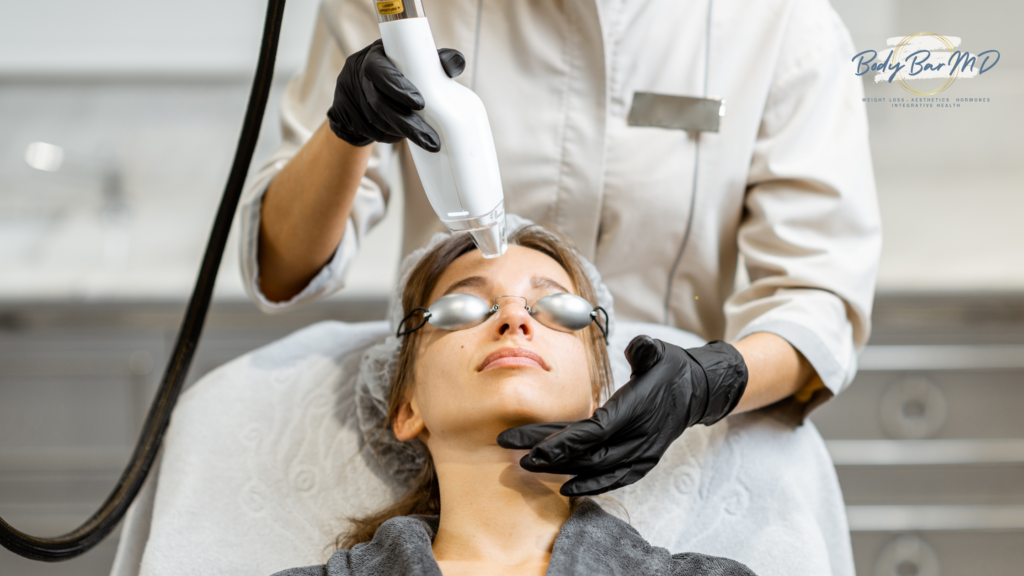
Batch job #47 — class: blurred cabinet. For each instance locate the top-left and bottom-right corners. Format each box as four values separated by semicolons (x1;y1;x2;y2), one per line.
812;293;1024;575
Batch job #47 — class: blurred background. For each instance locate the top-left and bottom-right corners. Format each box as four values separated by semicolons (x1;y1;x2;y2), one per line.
1;0;1021;574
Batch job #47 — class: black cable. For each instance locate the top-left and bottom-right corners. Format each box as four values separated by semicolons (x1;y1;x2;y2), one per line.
0;0;287;561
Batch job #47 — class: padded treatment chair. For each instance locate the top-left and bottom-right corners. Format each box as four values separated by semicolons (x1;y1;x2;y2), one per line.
110;320;853;576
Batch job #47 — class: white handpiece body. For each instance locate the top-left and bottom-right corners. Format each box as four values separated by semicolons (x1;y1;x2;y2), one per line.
378;15;507;257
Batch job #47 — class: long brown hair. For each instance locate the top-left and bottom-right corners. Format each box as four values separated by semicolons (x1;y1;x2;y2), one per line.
337;225;613;549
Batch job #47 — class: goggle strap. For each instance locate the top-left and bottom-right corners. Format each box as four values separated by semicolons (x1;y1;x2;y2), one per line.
591;306;610;343
396;307;431;338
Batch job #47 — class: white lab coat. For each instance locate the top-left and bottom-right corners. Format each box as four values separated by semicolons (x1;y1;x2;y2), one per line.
239;0;881;418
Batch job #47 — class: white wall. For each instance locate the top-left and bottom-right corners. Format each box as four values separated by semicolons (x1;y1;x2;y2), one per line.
0;0;321;76
0;0;407;301
831;0;1024;291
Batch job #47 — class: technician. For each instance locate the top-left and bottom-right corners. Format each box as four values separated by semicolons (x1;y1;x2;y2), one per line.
239;0;880;543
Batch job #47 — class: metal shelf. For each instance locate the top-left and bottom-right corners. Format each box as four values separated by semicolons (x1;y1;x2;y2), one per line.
827;439;1024;466
860;345;1024;371
847;505;1024;531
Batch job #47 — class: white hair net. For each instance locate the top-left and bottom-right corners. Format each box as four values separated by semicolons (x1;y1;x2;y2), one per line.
354;214;615;484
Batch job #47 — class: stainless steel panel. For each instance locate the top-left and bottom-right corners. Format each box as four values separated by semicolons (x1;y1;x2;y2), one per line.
827;439;1024;465
861;345;1024;370
0;534;119;576
848;504;1024;531
852;532;1024;576
812;369;1024;440
836;464;1024;506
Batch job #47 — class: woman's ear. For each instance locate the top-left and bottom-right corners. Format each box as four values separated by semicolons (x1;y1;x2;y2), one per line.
393;394;426;442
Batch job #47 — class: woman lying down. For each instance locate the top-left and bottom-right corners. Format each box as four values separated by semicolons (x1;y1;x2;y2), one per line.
272;224;756;576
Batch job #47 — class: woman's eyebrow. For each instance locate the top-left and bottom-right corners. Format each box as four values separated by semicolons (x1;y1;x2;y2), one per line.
531;276;571;293
441;276;489;295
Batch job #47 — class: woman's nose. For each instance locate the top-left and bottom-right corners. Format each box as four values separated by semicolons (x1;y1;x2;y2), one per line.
492;299;534;339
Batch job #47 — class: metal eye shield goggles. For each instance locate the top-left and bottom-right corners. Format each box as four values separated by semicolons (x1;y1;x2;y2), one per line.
397;292;609;342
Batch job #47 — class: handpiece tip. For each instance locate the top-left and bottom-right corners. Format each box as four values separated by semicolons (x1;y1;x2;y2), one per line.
470;219;508;259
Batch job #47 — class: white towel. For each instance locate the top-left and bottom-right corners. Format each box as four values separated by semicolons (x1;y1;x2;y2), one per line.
110;320;853;576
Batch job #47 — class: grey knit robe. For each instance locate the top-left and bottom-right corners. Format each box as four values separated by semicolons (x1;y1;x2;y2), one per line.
271;499;756;576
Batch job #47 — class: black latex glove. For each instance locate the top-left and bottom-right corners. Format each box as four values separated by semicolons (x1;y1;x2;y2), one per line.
327;39;466;152
497;336;748;496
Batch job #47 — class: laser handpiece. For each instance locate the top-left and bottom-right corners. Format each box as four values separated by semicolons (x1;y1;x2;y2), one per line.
375;0;507;257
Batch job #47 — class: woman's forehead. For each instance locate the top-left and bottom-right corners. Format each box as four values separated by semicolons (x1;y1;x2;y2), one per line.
430;245;575;300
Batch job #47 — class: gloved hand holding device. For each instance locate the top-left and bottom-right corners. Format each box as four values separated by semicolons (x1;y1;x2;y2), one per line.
331;13;508;258
327;38;466;152
498;335;748;496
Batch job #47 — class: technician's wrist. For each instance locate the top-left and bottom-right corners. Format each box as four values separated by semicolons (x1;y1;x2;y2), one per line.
327;112;374;147
686;340;748;425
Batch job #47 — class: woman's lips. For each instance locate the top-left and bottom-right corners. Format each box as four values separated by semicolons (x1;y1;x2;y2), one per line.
479;347;550;372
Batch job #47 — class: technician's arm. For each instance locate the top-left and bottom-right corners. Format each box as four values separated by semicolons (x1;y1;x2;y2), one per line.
732;332;816;414
258;125;372;303
256;39;466;303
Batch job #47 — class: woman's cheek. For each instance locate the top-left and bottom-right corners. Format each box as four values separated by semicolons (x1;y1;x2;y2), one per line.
550;335;594;411
415;334;476;420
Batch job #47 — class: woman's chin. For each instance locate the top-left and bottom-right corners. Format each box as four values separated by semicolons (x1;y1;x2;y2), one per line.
480;378;591;427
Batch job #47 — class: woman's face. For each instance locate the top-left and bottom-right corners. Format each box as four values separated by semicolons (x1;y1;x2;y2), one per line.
394;245;595;448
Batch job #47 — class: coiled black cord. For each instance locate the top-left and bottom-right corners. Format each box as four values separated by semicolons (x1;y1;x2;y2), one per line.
0;0;287;561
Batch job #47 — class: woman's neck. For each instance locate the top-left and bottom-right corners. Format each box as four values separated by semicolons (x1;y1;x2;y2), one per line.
427;440;571;574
